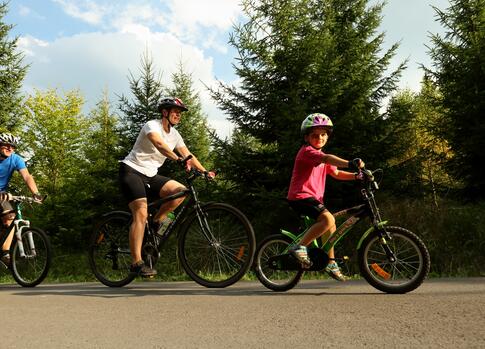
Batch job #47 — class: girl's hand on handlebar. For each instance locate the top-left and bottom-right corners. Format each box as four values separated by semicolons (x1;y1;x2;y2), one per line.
204;171;216;180
348;158;365;170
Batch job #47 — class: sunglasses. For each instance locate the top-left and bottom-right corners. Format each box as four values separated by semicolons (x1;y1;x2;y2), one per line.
0;144;15;150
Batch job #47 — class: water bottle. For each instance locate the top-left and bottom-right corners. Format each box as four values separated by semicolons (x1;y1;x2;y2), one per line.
156;212;175;235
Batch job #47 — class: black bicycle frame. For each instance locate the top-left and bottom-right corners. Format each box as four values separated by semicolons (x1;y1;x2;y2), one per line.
144;170;213;247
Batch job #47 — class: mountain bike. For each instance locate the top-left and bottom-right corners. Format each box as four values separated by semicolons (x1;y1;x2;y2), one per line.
0;195;52;287
88;157;256;288
254;168;430;294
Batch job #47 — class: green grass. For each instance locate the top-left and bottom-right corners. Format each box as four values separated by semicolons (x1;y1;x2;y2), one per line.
1;198;483;285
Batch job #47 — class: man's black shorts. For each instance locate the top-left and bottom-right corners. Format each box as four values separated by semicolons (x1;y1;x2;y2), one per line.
119;163;171;203
287;197;327;220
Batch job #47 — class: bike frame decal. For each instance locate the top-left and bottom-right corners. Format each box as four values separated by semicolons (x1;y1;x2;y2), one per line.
322;215;361;253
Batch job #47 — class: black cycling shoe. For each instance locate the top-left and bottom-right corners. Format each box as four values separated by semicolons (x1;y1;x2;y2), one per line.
130;261;157;277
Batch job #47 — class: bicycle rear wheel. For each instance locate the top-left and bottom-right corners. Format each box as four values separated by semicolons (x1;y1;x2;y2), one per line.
10;227;52;287
88;212;135;287
358;226;430;294
254;234;304;292
178;203;255;288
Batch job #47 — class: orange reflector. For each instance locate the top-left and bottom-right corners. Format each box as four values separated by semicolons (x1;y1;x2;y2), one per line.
96;233;105;245
371;263;391;280
236;246;245;261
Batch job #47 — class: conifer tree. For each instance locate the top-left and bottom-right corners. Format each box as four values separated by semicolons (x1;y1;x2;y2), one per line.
84;90;124;213
0;2;28;131
167;62;211;163
209;0;405;217
118;51;165;149
427;0;485;199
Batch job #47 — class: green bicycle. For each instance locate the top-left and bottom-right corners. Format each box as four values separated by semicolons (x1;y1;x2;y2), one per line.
254;168;430;294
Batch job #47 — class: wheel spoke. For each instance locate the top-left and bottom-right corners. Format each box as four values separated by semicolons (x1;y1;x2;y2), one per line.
180;204;255;287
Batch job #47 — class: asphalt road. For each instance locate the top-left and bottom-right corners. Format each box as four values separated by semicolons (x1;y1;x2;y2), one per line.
1;278;484;348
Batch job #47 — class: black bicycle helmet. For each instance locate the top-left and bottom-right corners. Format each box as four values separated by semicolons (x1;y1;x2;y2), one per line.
157;97;188;112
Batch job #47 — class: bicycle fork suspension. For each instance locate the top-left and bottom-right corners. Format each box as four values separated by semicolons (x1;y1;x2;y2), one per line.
14;221;37;258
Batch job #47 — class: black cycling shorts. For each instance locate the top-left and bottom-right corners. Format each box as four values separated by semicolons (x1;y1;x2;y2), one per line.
288;197;327;220
1;201;14;216
119;163;171;203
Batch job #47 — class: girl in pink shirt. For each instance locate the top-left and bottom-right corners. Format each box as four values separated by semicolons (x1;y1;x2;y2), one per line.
287;113;364;281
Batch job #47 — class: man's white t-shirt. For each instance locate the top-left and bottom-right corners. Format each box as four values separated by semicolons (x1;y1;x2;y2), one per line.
122;120;186;177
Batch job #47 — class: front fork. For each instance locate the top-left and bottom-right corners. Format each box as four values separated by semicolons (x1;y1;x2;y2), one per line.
376;227;396;263
358;222;396;263
13;219;36;258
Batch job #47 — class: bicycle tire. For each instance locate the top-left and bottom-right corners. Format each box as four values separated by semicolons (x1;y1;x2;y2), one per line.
254;234;304;292
178;203;255;288
88;212;135;287
10;227;52;287
358;226;430;294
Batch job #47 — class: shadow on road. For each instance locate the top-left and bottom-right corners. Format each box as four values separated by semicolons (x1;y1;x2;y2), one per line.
1;280;382;298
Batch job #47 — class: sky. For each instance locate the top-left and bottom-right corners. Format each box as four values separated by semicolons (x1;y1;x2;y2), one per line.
5;0;451;138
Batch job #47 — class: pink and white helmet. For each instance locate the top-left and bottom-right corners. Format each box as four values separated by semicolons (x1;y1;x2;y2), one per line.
300;113;333;135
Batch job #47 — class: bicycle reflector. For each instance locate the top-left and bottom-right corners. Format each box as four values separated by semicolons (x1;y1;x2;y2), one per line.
236;246;245;261
371;263;391;280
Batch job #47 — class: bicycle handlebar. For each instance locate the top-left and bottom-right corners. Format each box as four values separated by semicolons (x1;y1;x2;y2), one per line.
10;195;46;204
177;155;215;182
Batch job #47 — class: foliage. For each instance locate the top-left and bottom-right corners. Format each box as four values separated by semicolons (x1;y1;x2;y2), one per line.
118;51;166;150
81;90;126;239
384;77;455;204
209;0;406;233
20;89;91;248
161;62;213;180
427;0;485;199
0;2;28;132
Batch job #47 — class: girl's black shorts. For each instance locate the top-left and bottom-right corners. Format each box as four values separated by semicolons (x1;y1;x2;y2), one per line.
287;197;327;220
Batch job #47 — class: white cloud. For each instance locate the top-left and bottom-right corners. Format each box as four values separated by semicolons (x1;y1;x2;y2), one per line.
52;0;108;25
17;0;244;138
20;29;234;137
166;0;241;30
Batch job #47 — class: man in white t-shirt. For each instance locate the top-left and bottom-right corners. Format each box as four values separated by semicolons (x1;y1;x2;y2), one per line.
119;97;214;277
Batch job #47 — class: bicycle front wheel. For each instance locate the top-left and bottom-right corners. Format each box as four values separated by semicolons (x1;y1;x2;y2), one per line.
254;234;304;292
358;226;430;294
178;203;255;288
88;212;135;287
10;227;52;287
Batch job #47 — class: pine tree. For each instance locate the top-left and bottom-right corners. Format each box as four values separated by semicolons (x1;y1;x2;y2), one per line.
0;2;28;131
155;62;213;180
167;62;211;163
83;90;124;214
209;0;406;221
427;0;485;199
118;51;165;149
